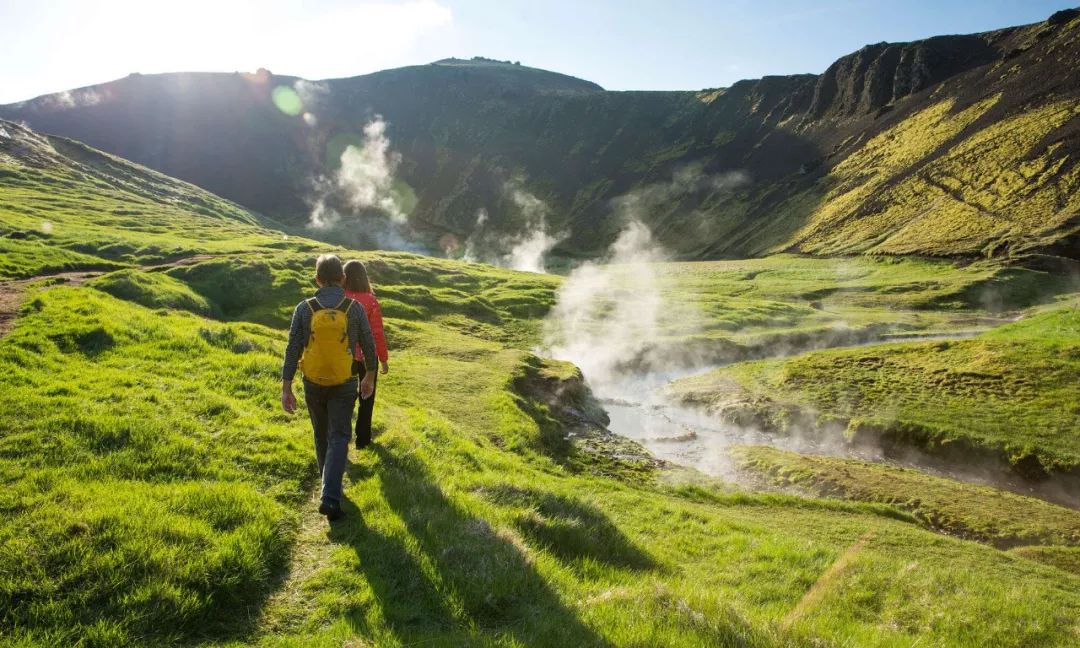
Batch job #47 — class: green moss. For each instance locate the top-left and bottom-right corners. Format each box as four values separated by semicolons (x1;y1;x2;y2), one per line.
675;303;1080;472
734;445;1080;547
88;269;213;314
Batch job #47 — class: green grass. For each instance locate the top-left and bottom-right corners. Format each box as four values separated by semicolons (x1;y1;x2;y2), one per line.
552;254;1076;369
0;129;318;280
4;124;1080;647
733;445;1080;548
4;266;1080;646
672;302;1080;473
87;269;213;314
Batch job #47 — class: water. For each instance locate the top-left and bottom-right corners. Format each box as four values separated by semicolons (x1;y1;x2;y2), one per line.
590;369;1080;510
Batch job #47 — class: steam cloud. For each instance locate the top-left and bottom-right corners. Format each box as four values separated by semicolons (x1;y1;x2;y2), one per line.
543;163;750;386
40;89;103;110
463;178;565;273
539;164;1080;504
293;79;328;108
309;116;407;230
542;219;671;388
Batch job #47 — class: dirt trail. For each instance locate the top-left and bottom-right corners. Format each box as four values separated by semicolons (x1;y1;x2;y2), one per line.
257;490;340;636
0;254;223;338
0;271;105;338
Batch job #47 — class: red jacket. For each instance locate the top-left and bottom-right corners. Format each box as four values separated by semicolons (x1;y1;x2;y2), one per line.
345;290;389;364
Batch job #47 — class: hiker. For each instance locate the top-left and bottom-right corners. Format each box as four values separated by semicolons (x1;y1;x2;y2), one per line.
343;260;389;450
281;254;376;522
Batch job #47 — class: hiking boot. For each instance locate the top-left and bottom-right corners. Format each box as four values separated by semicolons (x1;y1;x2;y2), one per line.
318;499;345;522
354;438;370;451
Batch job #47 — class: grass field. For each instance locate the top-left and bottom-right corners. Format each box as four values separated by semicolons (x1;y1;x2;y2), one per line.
672;301;1080;475
554;253;1078;370
4;280;1080;647
3;121;1080;646
733;445;1080;548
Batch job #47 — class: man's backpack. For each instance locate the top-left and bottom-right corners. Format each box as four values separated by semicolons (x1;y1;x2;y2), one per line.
299;297;356;386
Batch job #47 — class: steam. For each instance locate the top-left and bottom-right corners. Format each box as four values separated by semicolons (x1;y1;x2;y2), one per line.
309;116;407;229
294;80;327;127
503;181;565;272
543;163;750;385
293;79;328;107
463;179;565;273
43;89;103;109
543;219;671;388
615;163;749;218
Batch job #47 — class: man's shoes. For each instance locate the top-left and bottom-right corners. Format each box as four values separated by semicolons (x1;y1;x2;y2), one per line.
319;499;345;522
354;439;371;451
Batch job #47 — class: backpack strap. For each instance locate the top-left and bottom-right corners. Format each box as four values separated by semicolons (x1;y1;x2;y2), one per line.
305;297;324;313
333;297;355;314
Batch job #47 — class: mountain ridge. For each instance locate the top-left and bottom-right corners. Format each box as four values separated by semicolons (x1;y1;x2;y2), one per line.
3;8;1078;263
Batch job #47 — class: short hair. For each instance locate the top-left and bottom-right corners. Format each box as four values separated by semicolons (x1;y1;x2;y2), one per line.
315;254;344;284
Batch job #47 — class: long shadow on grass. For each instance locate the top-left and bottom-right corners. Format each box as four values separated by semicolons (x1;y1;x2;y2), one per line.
478;484;658;572
328;489;459;640
371;446;612;647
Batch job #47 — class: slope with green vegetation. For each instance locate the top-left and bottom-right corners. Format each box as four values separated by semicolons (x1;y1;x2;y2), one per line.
6;269;1080;647
3;120;1080;647
550;253;1077;369
3;11;1079;261
672;302;1080;476
733;445;1080;548
0;119;313;280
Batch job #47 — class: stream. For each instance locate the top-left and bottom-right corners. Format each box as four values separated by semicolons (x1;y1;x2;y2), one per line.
575;336;1080;510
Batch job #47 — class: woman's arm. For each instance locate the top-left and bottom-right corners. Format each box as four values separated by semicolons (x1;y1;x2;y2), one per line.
369;298;389;364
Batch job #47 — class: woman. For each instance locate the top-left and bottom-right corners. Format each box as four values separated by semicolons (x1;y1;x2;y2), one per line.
343;260;389;449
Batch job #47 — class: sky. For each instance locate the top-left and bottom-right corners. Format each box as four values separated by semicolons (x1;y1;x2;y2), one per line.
0;0;1075;103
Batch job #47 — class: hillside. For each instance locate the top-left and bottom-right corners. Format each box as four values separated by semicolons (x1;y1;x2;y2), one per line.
4;116;1080;645
0;118;315;281
3;11;1079;263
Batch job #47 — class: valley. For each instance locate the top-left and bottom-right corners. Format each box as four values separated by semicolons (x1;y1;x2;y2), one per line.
3;112;1080;646
2;6;1080;647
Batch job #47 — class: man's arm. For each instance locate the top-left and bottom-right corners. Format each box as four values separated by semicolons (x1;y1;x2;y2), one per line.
281;302;308;412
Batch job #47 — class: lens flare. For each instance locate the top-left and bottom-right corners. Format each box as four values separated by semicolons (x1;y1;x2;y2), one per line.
271;86;303;116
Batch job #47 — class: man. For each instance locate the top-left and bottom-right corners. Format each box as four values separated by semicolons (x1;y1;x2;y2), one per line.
281;254;376;522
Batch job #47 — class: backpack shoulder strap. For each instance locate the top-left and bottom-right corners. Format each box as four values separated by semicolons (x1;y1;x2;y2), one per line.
335;297;355;314
305;297;324;313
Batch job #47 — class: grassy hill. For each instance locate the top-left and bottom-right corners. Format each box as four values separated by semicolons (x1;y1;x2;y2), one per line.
2;11;1079;262
0;119;314;280
672;302;1080;478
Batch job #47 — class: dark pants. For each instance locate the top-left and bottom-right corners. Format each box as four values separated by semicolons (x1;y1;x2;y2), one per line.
303;377;358;506
354;362;378;448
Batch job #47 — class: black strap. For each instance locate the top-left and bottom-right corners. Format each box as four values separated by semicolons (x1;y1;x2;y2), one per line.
305;297;323;313
335;298;355;314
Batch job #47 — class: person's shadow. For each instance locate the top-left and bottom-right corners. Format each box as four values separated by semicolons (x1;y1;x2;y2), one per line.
478;484;659;574
327;493;460;639
331;444;613;646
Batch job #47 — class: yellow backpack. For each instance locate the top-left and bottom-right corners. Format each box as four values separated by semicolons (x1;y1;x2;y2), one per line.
298;297;356;386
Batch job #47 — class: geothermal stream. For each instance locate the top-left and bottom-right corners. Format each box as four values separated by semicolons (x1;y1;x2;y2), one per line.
584;356;1080;511
538;217;1078;510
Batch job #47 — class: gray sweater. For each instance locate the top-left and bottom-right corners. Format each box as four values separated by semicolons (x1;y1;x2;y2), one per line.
281;286;377;382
